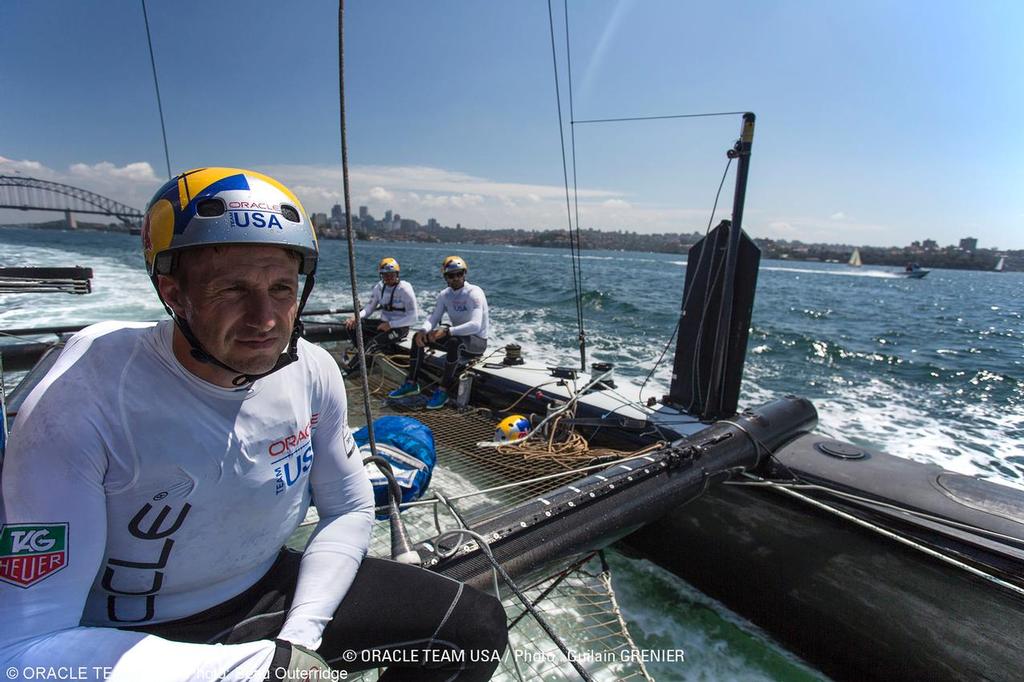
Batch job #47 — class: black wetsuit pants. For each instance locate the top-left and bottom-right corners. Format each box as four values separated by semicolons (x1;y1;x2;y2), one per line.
348;318;409;355
130;549;508;681
406;333;487;391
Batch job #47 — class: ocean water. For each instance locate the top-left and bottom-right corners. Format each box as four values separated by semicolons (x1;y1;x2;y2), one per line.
2;227;1022;680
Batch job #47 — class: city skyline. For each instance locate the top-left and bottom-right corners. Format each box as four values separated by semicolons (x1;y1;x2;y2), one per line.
2;1;1023;249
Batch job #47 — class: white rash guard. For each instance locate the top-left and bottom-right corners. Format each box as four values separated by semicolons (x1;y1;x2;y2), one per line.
358;280;418;328
421;283;489;339
0;320;374;681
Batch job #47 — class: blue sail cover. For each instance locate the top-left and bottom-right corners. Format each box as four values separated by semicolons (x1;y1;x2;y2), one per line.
352;416;436;517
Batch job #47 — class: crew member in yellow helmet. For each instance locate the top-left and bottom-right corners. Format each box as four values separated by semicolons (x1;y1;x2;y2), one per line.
389;255;489;409
343;257;418;369
2;169;506;681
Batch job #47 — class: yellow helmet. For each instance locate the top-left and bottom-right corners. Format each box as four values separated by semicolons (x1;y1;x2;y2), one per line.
378;257;400;277
441;255;468;275
495;415;530;443
142;167;317;277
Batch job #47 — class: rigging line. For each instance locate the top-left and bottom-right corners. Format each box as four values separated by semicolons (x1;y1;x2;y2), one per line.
506;552;599;630
140;0;171;180
689;157;734;413
720;426;1024;548
692;227;727;412
433;525;596;681
546;0;586;371
337;2;378;460
563;0;587;367
574;111;748;125
718;419;1024;599
740;472;1024;600
726;479;1024;547
635;156;732;408
428;495;531;682
386;446;663;510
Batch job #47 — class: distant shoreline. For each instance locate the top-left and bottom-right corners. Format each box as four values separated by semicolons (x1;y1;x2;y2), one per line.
1;221;1018;272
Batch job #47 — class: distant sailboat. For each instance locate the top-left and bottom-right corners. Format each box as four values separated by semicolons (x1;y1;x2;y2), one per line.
848;248;863;267
995;256;1005;272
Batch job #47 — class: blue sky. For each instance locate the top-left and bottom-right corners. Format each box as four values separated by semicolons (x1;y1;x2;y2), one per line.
2;0;1022;249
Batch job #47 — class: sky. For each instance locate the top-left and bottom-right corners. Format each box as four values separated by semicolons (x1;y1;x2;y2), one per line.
2;0;1023;249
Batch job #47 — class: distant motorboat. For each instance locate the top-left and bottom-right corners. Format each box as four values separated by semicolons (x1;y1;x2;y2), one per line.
848;248;862;267
896;262;930;279
995;256;1005;272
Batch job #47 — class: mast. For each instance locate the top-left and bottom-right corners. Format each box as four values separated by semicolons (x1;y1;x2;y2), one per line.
704;113;755;414
668;113;761;420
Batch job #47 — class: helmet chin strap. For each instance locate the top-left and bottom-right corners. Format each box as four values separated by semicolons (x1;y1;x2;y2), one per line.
161;274;316;387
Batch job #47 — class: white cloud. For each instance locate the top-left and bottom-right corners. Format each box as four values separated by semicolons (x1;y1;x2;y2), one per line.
758;215;893;243
256;162;723;232
451;194;485;208
0;156;47;175
0;156;163;213
830;211;847;220
768;221;799;237
1;156;730;235
368;186;393;202
69;161;159;183
291;184;340;203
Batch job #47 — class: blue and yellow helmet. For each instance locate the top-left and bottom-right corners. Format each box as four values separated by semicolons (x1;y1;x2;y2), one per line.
441;255;467;275
379;257;400;276
142;167;318;277
495;414;530;443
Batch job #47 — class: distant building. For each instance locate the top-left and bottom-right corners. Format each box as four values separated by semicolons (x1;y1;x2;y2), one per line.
359;206;368;222
922;239;938;250
384;210;393;223
959;237;978;252
311;212;329;229
331;204;343;221
427;218;439;230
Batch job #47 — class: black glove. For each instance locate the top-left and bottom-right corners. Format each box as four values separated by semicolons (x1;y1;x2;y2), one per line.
267;638;332;680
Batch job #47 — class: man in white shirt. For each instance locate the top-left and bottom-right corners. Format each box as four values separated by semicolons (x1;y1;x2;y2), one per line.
389;255;488;409
343;257;418;369
0;169;506;681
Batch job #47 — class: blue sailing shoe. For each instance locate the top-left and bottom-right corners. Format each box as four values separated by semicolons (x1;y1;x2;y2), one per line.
388;381;420;399
425;388;449;410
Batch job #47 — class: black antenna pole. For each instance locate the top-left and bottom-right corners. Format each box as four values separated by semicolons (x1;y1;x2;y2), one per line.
704;113;755;414
141;0;172;180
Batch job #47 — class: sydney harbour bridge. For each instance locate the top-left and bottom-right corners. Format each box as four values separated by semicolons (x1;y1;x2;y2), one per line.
0;175;144;229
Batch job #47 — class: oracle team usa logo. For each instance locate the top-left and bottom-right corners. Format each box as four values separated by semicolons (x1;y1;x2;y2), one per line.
0;523;68;588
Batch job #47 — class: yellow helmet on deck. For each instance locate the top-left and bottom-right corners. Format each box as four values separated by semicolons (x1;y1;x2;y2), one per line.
495;415;530;443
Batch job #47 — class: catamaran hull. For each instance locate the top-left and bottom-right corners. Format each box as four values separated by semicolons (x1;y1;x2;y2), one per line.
627;434;1024;681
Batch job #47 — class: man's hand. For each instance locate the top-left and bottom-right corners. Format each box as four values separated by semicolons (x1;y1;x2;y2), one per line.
428;328;448;343
344;316;358;331
377;321;391;332
268;639;332;680
414;330;428;347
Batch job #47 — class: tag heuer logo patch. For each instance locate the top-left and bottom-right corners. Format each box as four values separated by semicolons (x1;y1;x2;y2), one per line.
0;523;68;588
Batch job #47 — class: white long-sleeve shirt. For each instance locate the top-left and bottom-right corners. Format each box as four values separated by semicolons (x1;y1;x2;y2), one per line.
420;283;489;339
357;280;418;328
0;320;374;681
